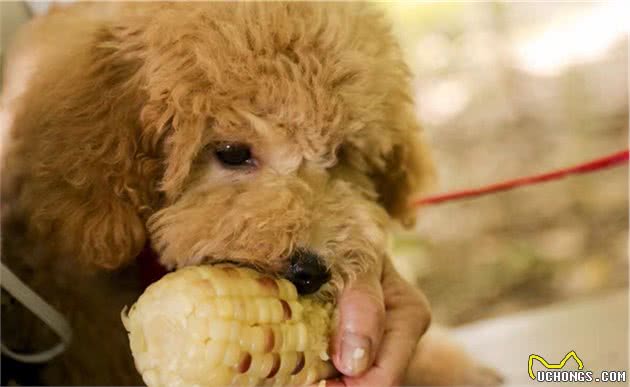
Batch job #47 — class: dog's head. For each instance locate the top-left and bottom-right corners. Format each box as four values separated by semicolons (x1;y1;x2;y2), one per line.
8;3;433;296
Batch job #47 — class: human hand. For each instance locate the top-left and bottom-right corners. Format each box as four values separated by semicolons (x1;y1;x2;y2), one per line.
327;258;431;387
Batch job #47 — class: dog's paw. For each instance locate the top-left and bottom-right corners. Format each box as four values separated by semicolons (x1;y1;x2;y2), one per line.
463;364;504;386
404;327;504;386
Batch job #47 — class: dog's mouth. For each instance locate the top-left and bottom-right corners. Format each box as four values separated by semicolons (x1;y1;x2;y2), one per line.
136;244;169;289
136;245;264;288
135;244;332;297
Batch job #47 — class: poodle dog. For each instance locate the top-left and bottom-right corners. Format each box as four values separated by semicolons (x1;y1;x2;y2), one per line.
1;2;497;385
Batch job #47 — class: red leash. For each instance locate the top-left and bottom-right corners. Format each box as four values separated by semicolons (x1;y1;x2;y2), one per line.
412;149;629;207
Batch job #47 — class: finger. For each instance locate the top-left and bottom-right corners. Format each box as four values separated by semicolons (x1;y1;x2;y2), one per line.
382;258;431;337
340;260;431;387
332;270;385;377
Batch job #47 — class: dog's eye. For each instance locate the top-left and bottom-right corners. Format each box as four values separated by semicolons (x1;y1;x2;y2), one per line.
215;143;255;167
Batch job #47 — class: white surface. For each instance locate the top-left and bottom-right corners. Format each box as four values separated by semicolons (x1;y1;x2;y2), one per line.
454;290;628;386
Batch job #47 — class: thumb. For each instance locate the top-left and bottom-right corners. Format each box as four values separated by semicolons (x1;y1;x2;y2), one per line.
332;271;385;377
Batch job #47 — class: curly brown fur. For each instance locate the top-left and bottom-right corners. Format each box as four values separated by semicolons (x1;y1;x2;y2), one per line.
1;3;500;386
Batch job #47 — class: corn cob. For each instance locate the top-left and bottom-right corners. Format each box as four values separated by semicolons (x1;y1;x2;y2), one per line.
122;265;337;387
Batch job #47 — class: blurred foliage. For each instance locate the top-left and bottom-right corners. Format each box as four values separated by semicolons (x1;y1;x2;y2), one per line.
386;2;628;326
376;3;464;35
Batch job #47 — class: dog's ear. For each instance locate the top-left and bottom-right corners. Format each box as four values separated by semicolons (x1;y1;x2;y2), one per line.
140;105;209;202
373;105;435;228
5;21;155;269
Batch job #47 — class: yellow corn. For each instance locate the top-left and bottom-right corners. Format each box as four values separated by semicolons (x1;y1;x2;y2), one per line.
122;265;337;387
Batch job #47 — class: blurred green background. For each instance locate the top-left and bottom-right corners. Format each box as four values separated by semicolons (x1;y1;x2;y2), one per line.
382;2;628;326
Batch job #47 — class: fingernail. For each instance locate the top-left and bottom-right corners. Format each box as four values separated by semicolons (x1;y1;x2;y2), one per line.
340;333;371;376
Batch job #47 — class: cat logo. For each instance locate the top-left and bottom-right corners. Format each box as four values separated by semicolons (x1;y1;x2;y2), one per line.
528;351;584;380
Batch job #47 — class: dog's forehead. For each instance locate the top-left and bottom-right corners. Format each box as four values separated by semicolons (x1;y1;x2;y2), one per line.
147;4;386;135
200;56;361;158
147;2;403;168
226;108;338;173
205;69;365;170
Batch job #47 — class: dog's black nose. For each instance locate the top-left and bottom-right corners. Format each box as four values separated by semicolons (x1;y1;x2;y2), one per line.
285;249;331;295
